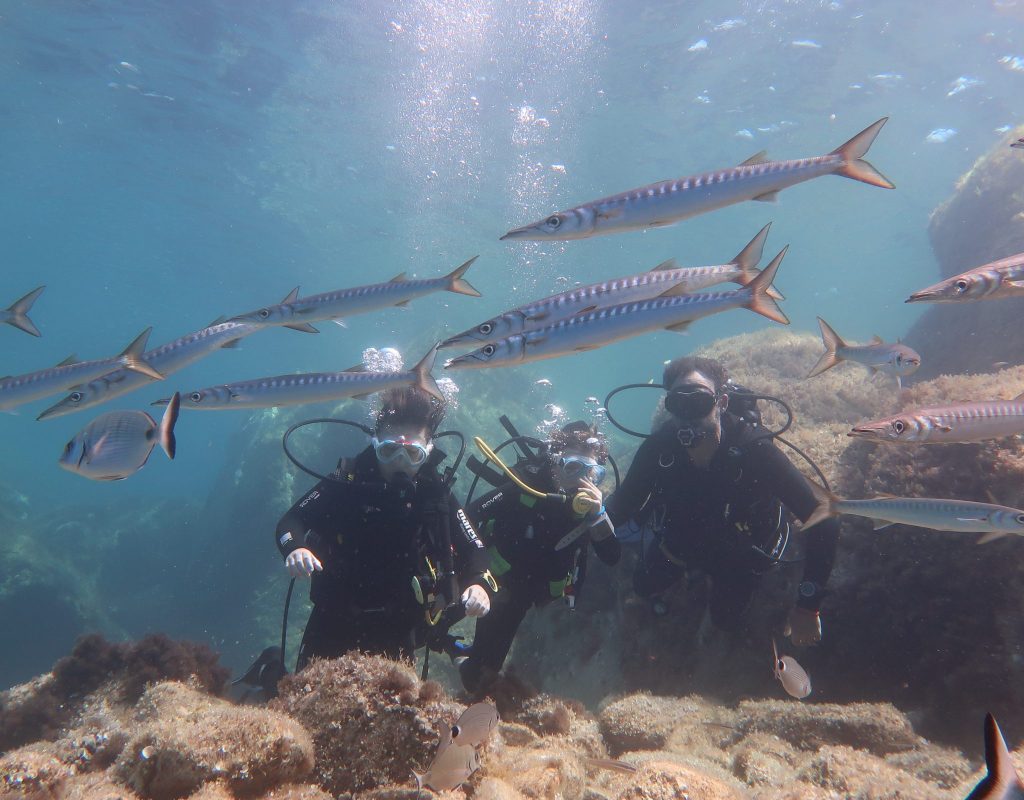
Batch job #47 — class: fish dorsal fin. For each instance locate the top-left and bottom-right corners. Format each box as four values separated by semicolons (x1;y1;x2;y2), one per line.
281;286;300;304
981;713;1023;790
870;335;884;345
56;354;78;367
739;150;768;167
871;519;894;530
570;305;599;317
977;531;1008;545
650;259;679;272
524;309;550;322
344;363;367;372
208;316;226;327
752;190;780;202
389;272;408;283
657;283;689;298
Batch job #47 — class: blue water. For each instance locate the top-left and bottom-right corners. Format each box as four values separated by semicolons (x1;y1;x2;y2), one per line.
1;0;1022;711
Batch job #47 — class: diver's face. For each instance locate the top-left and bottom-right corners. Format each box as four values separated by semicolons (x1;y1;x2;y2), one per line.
374;424;432;481
667;370;728;449
552;445;605;492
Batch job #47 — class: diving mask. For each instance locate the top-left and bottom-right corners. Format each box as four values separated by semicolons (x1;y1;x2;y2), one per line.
372;435;432;467
665;385;720;420
556;454;606;484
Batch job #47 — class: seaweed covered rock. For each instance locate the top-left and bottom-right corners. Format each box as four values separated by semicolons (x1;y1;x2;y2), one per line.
0;742;74;799
270;653;460;796
115;681;313;800
796;745;945;799
597;694;707;755
908;124;1024;377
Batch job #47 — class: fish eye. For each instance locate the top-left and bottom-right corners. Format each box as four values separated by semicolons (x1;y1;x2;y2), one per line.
259;309;271;319
482;345;496;357
955;279;969;292
892;420;905;435
895;353;903;363
479;322;493;335
70;392;83;403
777;660;786;670
190;391;202;403
546;215;562;229
1017;514;1024;525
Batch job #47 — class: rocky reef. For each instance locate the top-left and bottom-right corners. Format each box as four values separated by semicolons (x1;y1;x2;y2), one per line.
1;642;1014;800
908;124;1024;377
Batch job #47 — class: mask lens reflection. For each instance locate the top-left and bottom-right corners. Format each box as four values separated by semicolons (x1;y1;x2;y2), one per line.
373;438;430;466
665;388;717;419
557;456;606;484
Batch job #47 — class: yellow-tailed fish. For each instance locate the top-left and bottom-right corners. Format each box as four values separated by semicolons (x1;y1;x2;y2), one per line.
808;317;920;387
906;252;1024;303
442;225;782;350
58;392;180;482
772;638;811;700
849;394;1024;444
445;248;788;370
1;285;45;337
501;119;892;240
964;714;1024;799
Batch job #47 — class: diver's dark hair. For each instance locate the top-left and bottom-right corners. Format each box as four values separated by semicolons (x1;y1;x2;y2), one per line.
548;420;609;465
662;356;729;394
375;386;446;436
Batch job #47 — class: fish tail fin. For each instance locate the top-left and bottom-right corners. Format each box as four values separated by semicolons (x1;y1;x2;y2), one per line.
803;479;840;531
414;343;444;402
446;256;482;297
808;317;847;377
158;392;180;460
119;327;164;381
829;117;895;189
732;223;771;274
5;286;45;337
412;771;425;798
744;246;789;325
981;714;1024;792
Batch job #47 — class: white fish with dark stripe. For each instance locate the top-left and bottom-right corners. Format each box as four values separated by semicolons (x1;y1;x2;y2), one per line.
159;345;442;410
1;328;163;412
37;320;260;420
59;392;180;481
808;317;920;387
445;248;789;370
906;252;1024;303
804;481;1024;544
501;118;893;240
850;393;1024;444
965;714;1024;799
1;286;45;337
229;257;480;333
442;225;781;349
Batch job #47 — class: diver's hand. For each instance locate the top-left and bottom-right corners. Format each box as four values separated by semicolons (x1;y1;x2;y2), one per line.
785;606;822;646
285;548;322;579
578;478;604;517
461;584;491;617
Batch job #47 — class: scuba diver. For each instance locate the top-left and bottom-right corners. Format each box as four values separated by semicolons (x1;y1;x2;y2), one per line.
606;356;839;646
275;386;494;669
459;420;620;694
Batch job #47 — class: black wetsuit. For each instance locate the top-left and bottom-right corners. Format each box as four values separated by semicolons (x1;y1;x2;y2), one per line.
275;446;490;668
606;414;839;629
459;472;621;692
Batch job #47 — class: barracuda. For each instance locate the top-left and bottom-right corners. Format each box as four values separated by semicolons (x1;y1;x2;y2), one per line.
501;119;892;241
906;252;1024;303
37;320;260;420
229;257;480;333
442;225;782;349
159;345;441;410
444;248;788;370
0;328;162;412
849;393;1024;443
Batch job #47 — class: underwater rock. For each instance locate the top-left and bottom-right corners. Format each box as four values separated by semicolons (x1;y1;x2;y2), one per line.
614;757;744;800
474;777;528;800
908;124;1024;377
115;681;314;800
0;742;74;799
494;748;587;800
729;733;801;787
883;742;973;790
58;770;144;800
796;744;949;799
597;694;696;755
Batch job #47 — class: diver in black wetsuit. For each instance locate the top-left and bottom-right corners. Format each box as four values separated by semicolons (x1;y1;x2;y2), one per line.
459;421;620;694
275;387;494;669
606;356;839;646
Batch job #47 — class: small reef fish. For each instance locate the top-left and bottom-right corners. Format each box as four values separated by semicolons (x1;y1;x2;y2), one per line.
414;722;481;792
0;328;162;412
906;252;1024;303
1012;138;1024;150
445;249;788;370
583;757;638;774
59;392;180;481
229;257;480;333
807;317;920;386
160;345;442;410
451;702;498;747
1;286;45;337
37;320;261;420
500;118;892;241
772;639;811;700
849;395;1024;444
804;482;1024;543
964;713;1024;799
442;225;781;349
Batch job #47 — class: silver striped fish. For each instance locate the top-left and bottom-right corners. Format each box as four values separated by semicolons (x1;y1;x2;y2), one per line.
37;320;260;420
1;328;163;412
442;225;781;350
906;252;1024;303
228;257;480;333
808;317;920;386
772;639;811;700
501;119;892;240
849;394;1024;443
2;285;45;337
804;481;1024;543
965;714;1024;800
445;248;788;370
58;392;180;482
159;345;441;411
